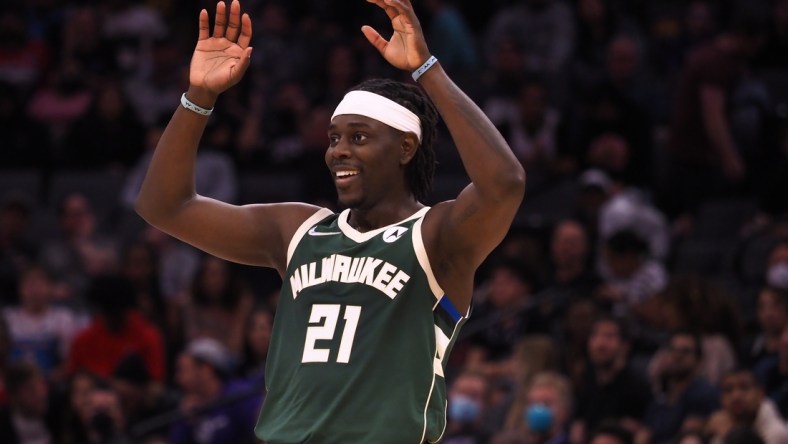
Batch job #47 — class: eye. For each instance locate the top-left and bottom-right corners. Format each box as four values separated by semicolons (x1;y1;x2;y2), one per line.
328;134;340;146
352;133;368;143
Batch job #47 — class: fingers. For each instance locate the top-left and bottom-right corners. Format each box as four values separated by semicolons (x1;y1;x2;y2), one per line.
367;0;398;20
361;25;388;55
385;0;420;25
237;12;252;48
225;0;242;42
198;9;209;41
213;1;227;38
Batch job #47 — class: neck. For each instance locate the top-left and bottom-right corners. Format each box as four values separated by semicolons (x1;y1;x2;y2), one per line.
764;332;782;353
595;358;625;385
347;198;423;232
198;378;223;403
554;262;584;283
666;374;694;399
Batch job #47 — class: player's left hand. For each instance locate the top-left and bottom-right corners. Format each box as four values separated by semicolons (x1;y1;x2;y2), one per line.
362;0;431;71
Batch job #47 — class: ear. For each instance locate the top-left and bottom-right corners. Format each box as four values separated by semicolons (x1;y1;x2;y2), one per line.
399;133;420;165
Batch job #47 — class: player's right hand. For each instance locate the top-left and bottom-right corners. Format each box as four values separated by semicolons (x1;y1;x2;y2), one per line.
189;0;253;98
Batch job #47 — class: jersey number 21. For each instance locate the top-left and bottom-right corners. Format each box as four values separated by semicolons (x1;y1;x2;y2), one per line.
302;304;361;364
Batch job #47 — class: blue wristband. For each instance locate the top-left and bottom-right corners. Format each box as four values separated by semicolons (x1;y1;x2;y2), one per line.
412;56;438;82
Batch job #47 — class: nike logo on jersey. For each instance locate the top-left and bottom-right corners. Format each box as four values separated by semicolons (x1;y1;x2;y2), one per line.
308;226;341;236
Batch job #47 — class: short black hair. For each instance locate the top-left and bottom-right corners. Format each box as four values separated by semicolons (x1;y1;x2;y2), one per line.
605;229;649;256
591;314;632;343
350;78;439;203
670;329;703;360
589;421;633;444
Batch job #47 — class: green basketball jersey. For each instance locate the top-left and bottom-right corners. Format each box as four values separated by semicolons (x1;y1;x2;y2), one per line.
255;207;467;444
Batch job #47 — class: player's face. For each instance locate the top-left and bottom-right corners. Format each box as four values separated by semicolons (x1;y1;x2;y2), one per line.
326;114;408;210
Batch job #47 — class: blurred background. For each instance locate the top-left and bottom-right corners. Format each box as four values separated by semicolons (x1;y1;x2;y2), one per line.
0;0;787;443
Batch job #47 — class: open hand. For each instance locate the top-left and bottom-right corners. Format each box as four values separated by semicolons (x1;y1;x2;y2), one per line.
190;0;253;97
362;0;431;71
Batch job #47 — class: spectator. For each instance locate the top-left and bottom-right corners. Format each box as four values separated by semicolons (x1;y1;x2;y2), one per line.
169;338;261;444
62;81;146;170
119;241;172;345
139;226;200;302
500;336;561;430
743;287;788;368
3;264;81;379
81;382;132;444
66;275;166;382
675;429;710;444
497;371;572;444
570;315;652;444
635;275;741;385
238;306;273;382
62;371;101;444
0;7;49;92
100;0;167;77
423;0;479;75
0;194;38;300
640;331;719;444
596;229;668;314
753;325;788;418
444;370;494;444
545;219;600;300
40;193;119;303
765;241;788;291
572;0;642;78
723;427;765;444
0;362;56;444
485;78;566;188
484;0;575;74
122;119;239;209
464;258;546;377
181;256;254;358
560;298;601;388
596;173;670;262
26;58;93;144
706;369;788;444
663;12;768;217
587;422;634;444
109;353;169;438
0;81;52;168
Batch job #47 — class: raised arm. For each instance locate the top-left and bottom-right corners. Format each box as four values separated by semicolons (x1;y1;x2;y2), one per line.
363;0;525;310
134;0;319;273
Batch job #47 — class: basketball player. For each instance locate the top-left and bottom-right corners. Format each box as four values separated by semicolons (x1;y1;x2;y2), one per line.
134;0;525;442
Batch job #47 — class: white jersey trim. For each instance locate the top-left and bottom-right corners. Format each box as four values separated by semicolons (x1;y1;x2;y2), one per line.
337;207;429;243
420;370;437;444
412;212;445;302
286;208;334;267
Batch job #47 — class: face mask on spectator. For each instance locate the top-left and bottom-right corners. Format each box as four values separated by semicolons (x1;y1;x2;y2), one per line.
767;262;788;290
448;395;481;423
524;404;553;433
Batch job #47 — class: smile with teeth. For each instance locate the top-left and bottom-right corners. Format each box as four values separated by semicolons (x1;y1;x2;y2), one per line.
336;171;359;178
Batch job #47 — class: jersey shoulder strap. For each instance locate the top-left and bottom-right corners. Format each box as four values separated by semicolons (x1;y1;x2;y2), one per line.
286;208;334;266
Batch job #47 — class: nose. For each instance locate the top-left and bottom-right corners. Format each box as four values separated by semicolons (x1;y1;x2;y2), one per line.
327;138;352;161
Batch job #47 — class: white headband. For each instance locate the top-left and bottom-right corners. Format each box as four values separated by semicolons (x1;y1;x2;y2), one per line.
331;90;422;142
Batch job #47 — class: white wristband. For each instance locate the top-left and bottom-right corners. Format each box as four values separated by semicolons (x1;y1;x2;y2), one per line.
181;93;213;116
412;55;438;82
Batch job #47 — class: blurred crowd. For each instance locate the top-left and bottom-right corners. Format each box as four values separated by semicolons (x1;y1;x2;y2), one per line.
1;0;788;443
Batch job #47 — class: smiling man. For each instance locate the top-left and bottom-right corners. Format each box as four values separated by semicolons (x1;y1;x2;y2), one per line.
134;0;524;442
